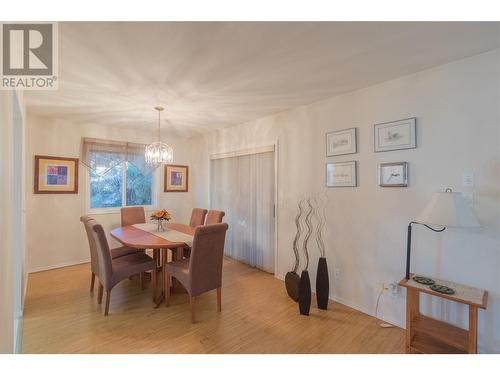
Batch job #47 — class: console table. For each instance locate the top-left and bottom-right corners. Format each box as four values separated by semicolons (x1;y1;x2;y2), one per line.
399;274;488;354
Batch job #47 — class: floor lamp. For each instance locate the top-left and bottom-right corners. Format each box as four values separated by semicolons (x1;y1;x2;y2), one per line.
405;188;481;294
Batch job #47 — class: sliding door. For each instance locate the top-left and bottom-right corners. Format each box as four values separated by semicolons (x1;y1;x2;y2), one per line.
210;150;275;273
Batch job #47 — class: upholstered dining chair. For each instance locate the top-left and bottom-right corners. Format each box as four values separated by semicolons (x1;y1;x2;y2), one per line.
120;206;149;272
189;208;208;227
91;222;157;316
183;208;209;258
164;223;229;323
80;215;144;293
205;210;225;224
120;206;146;226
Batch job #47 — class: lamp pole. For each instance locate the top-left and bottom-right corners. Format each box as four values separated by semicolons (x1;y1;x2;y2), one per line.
405;221;446;280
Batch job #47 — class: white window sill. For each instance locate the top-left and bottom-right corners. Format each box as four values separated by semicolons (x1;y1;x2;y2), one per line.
87;206;155;216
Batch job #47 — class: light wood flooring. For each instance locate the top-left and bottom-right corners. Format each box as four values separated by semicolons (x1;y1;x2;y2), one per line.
22;258;404;353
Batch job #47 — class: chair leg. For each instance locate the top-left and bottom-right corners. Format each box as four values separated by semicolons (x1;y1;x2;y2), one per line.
97;282;104;304
104;291;111;316
217;287;222;312
190;296;196;323
90;272;95;293
165;272;171;307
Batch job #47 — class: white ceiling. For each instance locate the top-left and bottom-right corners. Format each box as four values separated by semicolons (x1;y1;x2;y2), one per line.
25;22;499;137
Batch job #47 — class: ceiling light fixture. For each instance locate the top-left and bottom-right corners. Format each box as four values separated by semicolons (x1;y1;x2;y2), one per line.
145;106;173;165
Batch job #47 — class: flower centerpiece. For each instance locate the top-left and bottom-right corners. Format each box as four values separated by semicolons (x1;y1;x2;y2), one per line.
150;209;172;232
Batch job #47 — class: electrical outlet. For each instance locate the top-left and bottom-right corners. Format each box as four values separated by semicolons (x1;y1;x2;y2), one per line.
334;268;341;279
388;282;398;297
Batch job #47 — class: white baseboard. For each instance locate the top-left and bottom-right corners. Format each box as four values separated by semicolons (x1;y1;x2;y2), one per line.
274;273;404;329
22;274;28;309
13;317;22;354
29;258;90;274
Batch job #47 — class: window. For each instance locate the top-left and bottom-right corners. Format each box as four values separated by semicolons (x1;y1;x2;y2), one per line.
83;138;154;210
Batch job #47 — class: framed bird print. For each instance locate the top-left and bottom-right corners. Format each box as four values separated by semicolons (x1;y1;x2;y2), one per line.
379;162;408;187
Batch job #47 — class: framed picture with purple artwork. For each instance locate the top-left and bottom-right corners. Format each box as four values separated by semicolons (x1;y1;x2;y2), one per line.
164;164;189;192
34;155;79;194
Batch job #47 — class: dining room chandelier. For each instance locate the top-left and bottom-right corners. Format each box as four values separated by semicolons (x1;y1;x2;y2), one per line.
145;106;173;165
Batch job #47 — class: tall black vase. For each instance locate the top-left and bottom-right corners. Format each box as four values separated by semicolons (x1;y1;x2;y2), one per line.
285;271;300;302
298;270;311;316
316;257;329;310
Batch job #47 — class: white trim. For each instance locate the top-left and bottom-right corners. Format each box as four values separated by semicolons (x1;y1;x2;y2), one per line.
210;145;275;160
29;258;90;274
273;141;279;276
13;317;22;354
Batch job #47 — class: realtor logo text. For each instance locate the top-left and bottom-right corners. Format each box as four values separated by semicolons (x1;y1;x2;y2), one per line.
1;22;58;90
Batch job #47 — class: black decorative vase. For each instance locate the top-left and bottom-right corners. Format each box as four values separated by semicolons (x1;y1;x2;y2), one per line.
316;257;329;310
285;271;300;302
298;270;311;316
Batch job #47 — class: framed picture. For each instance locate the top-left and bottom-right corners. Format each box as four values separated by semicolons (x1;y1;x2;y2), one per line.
374;118;416;152
34;155;79;194
326;128;357;156
379;162;408;187
326;161;357;187
164;164;189;192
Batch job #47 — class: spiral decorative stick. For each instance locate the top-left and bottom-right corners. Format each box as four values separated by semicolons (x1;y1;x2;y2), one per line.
320;191;328;251
303;197;314;270
292;198;304;273
313;195;326;258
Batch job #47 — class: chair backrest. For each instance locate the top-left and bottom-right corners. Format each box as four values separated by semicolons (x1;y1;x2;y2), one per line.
188;223;228;296
80;215;99;274
90;222;113;290
205;210;225;225
189;208;208;227
120;206;146;227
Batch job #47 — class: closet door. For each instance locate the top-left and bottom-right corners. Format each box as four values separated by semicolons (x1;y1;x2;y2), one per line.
210;151;275;273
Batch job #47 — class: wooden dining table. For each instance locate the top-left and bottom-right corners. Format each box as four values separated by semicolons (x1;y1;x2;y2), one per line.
110;222;195;307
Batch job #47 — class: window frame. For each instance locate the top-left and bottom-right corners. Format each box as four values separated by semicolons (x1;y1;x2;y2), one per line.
85;159;159;215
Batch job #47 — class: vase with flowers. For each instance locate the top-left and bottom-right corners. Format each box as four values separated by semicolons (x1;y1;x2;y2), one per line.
150;209;172;232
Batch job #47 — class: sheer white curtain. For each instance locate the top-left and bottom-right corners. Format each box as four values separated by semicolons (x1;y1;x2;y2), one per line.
210;151;275;273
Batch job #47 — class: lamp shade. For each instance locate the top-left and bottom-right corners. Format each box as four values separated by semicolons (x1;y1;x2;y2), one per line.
416;190;481;228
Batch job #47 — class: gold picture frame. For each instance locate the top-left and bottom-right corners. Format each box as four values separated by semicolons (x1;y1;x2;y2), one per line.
34;155;79;194
164;164;189;192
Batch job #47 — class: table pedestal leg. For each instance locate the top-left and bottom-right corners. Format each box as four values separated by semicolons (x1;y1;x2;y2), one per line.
171;246;187;293
152;249;158;303
154;248;167;308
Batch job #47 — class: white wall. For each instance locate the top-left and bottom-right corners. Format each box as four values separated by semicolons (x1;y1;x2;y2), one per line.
192;50;500;353
25;115;196;273
0;90;26;354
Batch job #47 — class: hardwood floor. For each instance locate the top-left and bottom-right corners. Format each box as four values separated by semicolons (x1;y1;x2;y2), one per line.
22;258;405;353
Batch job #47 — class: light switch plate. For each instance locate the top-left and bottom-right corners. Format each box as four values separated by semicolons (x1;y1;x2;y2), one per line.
462;172;474;188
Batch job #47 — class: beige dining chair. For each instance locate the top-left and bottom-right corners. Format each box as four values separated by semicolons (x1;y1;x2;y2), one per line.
91;221;157;316
205;210;225;224
164;223;229;323
189;208;208;227
120;206;146;227
80;215;144;293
